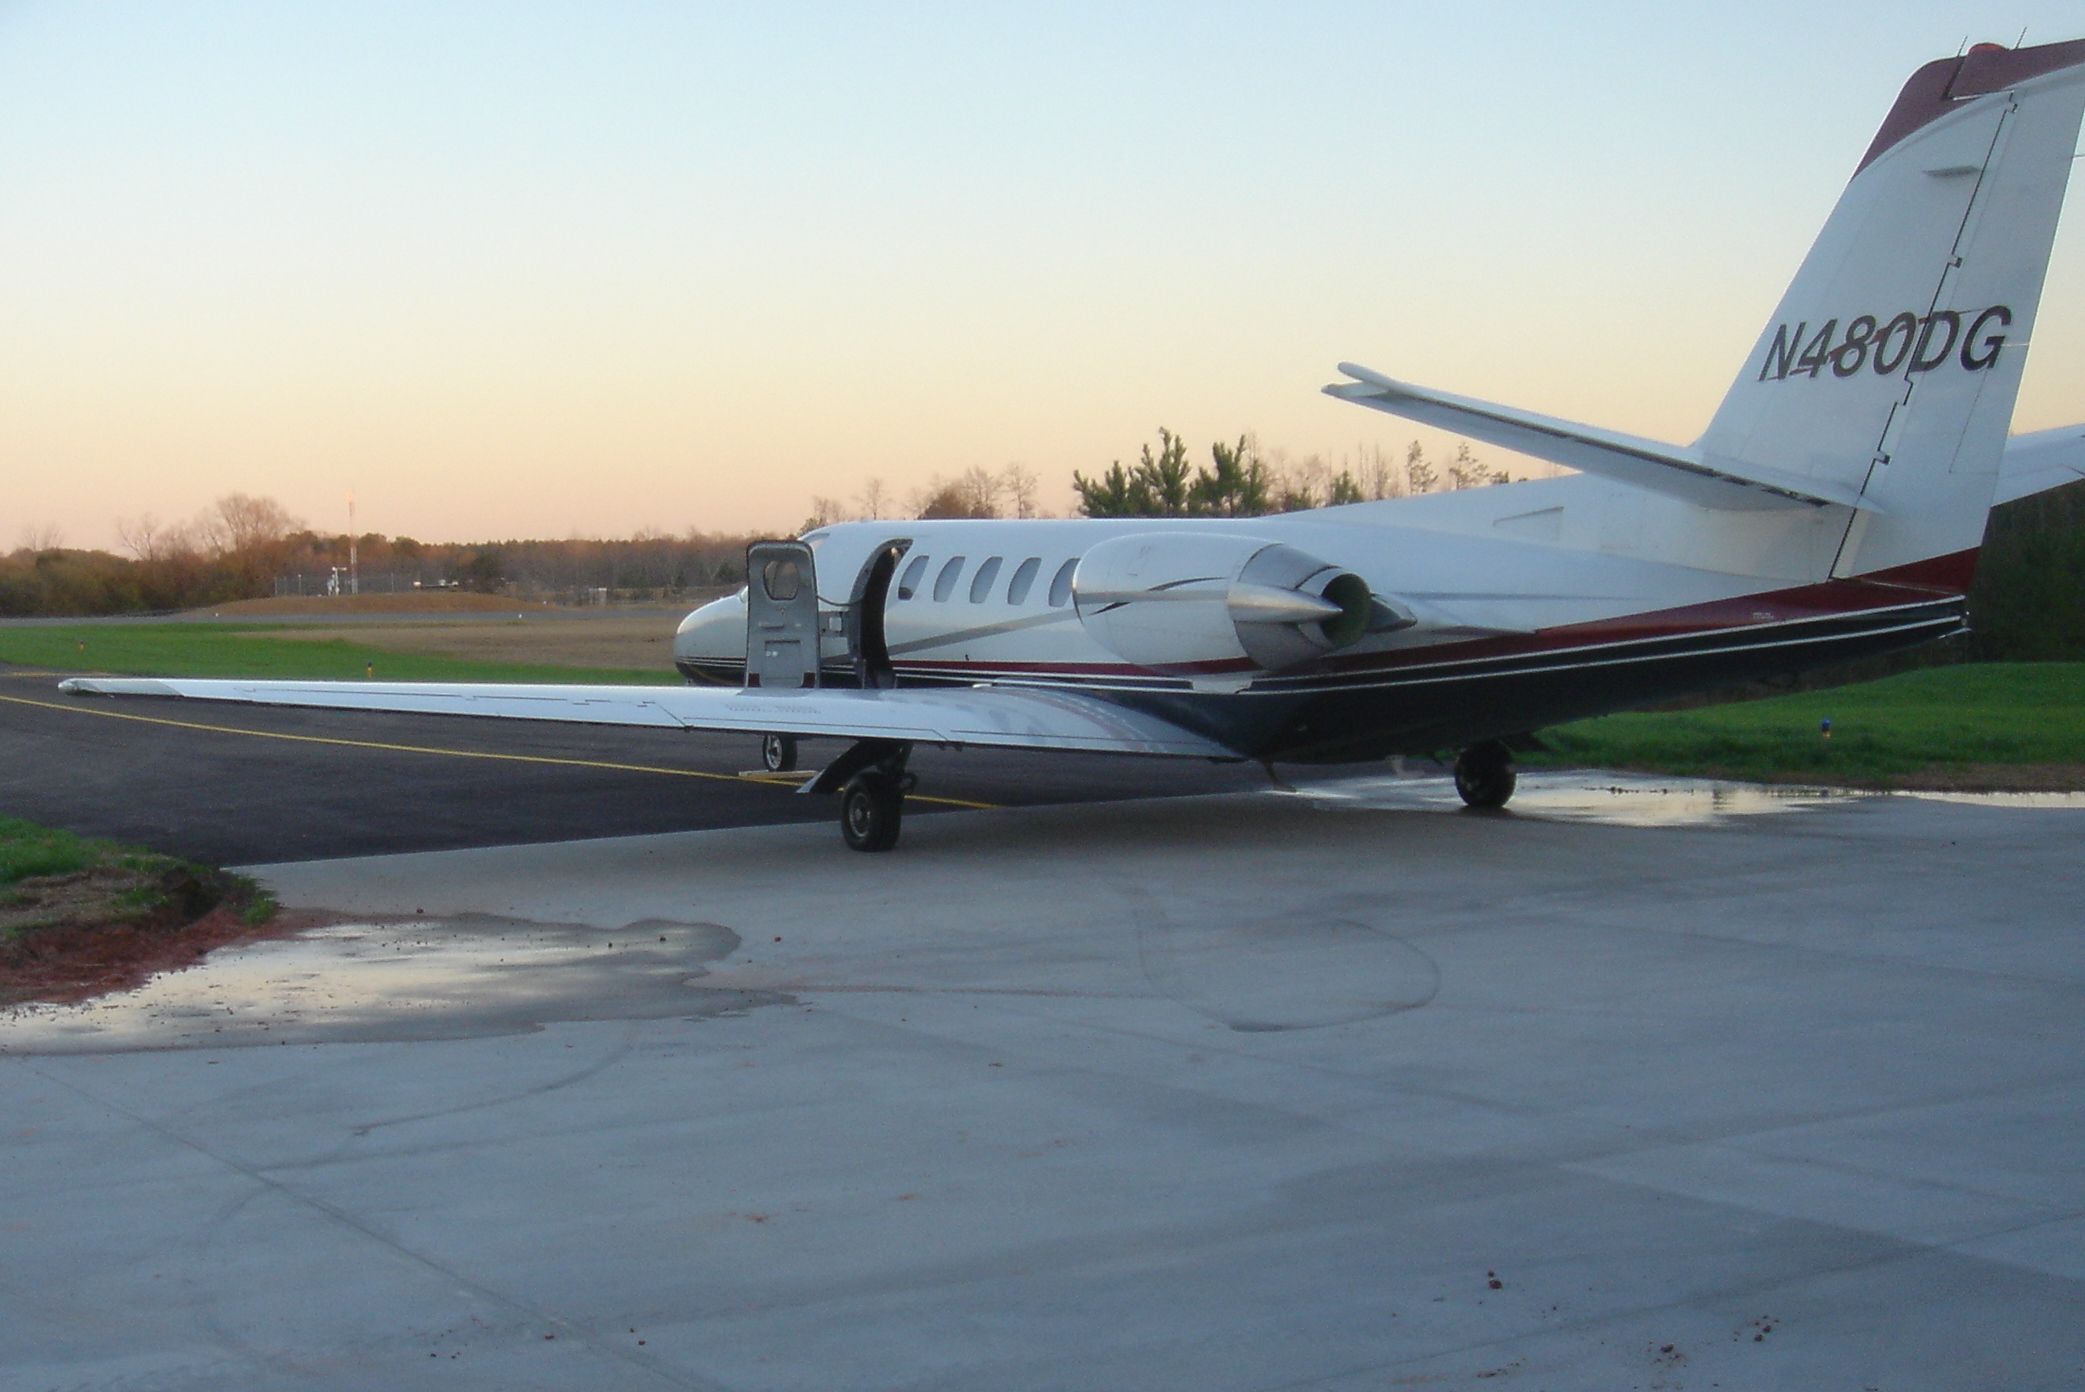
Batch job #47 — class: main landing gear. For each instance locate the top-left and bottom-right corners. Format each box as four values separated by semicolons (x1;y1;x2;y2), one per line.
1453;740;1517;809
840;770;904;852
800;738;915;852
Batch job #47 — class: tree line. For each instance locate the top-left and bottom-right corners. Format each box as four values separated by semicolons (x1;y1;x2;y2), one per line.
7;468;2081;666
1;494;764;617
1071;430;1506;519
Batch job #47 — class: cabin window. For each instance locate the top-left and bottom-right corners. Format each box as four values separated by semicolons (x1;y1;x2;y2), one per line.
1047;558;1077;607
1005;557;1041;605
761;556;802;602
968;556;1003;603
897;554;930;600
933;556;967;603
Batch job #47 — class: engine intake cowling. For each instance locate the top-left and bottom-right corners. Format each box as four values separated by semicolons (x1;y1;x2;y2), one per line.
1071;534;1396;677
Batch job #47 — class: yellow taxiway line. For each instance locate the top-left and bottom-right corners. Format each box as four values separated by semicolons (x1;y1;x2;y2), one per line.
0;691;998;811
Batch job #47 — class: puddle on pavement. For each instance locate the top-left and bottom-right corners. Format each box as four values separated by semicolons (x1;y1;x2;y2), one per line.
0;913;793;1054
1898;790;2085;809
1291;771;2084;824
1290;771;1853;826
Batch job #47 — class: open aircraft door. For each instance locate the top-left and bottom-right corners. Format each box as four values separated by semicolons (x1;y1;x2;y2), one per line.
846;539;909;689
745;540;821;690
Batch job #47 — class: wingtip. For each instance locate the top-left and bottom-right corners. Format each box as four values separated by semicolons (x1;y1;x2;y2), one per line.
1333;362;1401;393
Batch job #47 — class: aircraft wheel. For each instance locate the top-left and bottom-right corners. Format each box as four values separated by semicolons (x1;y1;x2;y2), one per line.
761;733;798;773
1454;741;1517;809
840;771;904;852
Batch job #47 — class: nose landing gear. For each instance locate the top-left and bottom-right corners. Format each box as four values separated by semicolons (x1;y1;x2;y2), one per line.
760;733;798;773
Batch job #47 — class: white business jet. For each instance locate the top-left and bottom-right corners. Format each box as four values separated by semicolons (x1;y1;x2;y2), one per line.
65;39;2085;850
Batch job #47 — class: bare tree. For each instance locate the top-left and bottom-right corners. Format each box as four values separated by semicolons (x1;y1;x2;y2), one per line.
800;495;845;533
195;493;301;558
914;472;999;519
856;477;889;521
957;466;1001;519
1280;454;1331;512
1359;443;1403;500
999;462;1039;519
116;514;162;561
18;522;64;552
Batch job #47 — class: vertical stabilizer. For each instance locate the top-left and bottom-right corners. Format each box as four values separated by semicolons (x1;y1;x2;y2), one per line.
1701;40;2085;580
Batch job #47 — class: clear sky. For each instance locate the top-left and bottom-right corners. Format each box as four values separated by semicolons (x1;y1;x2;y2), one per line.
5;1;2083;548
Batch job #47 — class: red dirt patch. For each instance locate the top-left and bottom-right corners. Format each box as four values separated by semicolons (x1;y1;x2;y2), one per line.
2;864;316;1008
1;903;327;1007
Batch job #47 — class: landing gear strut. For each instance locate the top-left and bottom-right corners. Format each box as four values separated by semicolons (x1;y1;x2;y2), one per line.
804;738;914;851
761;733;798;773
1454;740;1517;809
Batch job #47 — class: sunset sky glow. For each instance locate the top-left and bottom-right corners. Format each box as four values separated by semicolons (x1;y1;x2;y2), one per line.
6;1;2083;549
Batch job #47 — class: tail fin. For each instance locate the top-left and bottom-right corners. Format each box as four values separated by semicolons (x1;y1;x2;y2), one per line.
1702;39;2085;577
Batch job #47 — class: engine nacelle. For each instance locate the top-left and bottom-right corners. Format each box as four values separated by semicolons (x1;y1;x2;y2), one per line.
1071;533;1397;678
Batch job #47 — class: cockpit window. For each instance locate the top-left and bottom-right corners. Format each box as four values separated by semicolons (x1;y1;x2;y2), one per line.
897;554;930;600
933;556;967;603
968;557;1003;604
1006;557;1041;605
1047;558;1077;607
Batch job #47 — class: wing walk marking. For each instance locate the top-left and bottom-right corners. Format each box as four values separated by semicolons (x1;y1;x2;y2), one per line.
0;694;998;811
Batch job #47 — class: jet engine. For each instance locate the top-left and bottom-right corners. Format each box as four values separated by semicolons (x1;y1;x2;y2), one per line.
1071;534;1405;677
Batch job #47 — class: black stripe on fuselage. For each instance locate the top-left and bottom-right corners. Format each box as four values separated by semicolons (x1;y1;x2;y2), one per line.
675;599;1963;760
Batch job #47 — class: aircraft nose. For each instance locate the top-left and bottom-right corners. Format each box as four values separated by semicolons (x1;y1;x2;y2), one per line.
674;592;745;671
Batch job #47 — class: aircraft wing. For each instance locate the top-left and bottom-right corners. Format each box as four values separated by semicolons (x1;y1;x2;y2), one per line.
1326;363;1869;511
1997;425;2085;504
56;676;1237;759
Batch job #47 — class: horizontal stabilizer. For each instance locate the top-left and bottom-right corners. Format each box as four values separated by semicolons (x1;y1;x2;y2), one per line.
1997;425;2085;505
56;676;1238;759
1326;363;1869;511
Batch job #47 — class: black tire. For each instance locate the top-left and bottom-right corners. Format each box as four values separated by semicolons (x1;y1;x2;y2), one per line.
840;771;904;852
761;733;798;773
1454;742;1517;809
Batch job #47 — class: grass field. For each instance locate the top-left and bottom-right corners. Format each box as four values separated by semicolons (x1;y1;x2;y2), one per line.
0;816;103;886
0;623;661;685
1529;663;2085;786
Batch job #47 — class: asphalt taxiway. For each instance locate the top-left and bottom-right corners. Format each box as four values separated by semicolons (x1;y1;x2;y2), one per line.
0;662;1274;863
4;757;2082;1390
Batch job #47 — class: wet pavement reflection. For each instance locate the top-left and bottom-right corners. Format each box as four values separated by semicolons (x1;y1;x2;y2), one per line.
0;914;788;1054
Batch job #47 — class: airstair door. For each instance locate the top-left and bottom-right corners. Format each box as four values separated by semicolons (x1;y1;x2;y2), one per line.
745;540;821;689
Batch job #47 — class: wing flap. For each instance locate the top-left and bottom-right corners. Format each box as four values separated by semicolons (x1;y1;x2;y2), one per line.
1326;363;1868;511
57;677;1236;759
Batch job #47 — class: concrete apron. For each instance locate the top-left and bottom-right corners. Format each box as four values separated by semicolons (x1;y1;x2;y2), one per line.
5;773;2083;1391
